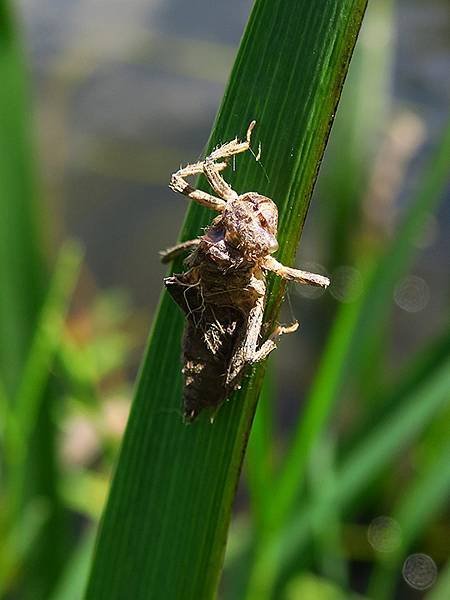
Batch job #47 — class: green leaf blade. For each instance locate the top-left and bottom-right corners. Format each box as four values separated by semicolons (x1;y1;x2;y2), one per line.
85;1;368;598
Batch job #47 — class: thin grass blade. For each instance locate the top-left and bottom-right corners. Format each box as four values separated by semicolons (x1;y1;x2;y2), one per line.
0;2;45;394
5;242;83;519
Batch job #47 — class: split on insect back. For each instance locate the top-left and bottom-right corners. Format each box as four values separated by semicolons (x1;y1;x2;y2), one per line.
160;121;330;423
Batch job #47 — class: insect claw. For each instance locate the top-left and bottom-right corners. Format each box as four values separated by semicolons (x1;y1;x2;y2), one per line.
247;120;256;142
183;408;197;424
280;321;299;335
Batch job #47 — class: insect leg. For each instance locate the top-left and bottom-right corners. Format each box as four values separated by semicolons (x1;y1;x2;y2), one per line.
251;322;299;363
170;161;228;211
201;121;256;201
170;122;256;209
263;256;330;288
159;239;200;263
207;120;256;162
203;161;238;202
226;292;265;387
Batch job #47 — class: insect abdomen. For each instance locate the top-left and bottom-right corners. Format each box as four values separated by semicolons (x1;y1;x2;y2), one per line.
182;306;243;422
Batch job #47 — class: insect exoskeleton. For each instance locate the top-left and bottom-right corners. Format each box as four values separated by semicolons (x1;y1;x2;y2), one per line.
160;121;330;422
221;193;279;260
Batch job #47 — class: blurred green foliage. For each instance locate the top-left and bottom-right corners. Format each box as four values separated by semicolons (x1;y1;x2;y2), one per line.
0;0;448;599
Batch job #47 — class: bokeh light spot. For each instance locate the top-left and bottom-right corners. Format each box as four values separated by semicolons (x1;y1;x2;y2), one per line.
367;516;402;553
329;266;363;303
402;553;437;590
295;262;329;299
394;275;430;313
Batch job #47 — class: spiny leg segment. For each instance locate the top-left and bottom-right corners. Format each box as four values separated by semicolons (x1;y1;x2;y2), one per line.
159;239;201;263
263;256;330;289
226;294;299;387
169;121;256;211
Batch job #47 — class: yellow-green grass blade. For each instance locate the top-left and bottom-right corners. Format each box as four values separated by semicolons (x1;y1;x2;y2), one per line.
85;1;368;598
0;498;49;594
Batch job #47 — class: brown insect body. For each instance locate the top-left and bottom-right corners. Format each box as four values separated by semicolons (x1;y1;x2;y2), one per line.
166;193;276;421
161;123;330;422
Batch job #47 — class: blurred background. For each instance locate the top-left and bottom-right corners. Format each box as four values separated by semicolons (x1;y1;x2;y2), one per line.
1;0;449;598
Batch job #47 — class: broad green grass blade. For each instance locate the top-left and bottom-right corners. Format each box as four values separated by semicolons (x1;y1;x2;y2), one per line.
253;353;450;596
85;1;368;598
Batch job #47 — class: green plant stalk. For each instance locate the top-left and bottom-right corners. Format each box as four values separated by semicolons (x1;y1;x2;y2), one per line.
85;1;368;598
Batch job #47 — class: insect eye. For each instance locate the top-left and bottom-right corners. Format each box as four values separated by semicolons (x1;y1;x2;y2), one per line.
258;213;268;228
